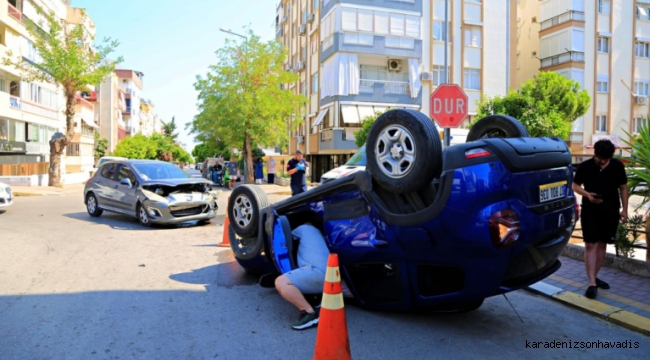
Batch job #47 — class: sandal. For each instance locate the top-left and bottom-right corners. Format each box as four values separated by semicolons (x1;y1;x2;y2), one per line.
585;286;598;299
596;278;610;290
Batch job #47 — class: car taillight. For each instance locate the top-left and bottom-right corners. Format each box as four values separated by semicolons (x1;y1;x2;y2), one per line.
85;178;92;185
465;148;492;159
489;209;521;248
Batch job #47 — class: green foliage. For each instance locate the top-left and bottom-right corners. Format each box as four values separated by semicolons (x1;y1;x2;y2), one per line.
93;132;108;160
614;215;644;259
252;147;265;160
354;111;384;148
620;121;650;209
162;116;179;141
189;30;307;182
475;72;590;139
113;134;193;163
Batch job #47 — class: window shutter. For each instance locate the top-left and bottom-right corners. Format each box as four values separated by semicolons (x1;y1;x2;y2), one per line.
390;13;405;36
342;8;357;31
375;12;389;34
358;10;373;32
405;16;420;38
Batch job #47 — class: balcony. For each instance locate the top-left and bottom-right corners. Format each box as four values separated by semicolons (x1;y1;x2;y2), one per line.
359;80;409;95
75;96;94;111
540;11;585;31
540;51;584;69
9;95;59;120
319;128;359;153
8;3;21;22
122;106;132;116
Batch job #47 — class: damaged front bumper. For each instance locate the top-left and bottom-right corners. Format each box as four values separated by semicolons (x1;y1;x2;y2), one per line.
141;190;219;224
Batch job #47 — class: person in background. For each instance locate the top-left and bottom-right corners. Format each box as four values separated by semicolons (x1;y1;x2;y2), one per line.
227;156;239;190
254;158;264;185
572;139;628;300
267;156;276;184
287;149;308;196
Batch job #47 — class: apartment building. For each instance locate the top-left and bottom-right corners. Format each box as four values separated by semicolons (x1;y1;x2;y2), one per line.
275;0;514;182
96;71;127;153
115;69;144;139
516;0;650;153
0;0;68;185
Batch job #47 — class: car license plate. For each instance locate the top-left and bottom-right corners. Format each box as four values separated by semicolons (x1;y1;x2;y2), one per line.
539;181;566;203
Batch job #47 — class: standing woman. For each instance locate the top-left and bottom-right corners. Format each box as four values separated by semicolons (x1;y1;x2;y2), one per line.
254;158;264;185
267;156;276;184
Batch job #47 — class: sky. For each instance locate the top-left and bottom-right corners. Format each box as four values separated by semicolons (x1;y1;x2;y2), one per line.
72;0;278;153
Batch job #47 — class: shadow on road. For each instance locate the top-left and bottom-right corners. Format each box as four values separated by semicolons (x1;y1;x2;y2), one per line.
0;209;6;215
63;212;214;231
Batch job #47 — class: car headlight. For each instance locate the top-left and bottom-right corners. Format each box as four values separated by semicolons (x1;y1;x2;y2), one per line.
0;187;6;195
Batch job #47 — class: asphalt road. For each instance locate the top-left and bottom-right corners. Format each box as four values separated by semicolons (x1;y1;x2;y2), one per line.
0;193;648;359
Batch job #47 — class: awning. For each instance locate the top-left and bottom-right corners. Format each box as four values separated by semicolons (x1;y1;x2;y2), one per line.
341;105;360;124
81;116;99;129
312;109;329;127
357;105;376;121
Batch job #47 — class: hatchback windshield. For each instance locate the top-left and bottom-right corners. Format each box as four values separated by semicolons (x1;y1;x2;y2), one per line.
345;145;367;166
133;163;190;180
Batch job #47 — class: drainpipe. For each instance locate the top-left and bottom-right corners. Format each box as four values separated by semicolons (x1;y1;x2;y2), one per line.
506;0;510;93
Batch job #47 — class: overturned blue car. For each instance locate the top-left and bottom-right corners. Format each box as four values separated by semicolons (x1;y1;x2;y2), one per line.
226;109;576;312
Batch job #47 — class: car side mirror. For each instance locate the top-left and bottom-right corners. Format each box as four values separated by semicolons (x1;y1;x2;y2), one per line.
120;178;132;188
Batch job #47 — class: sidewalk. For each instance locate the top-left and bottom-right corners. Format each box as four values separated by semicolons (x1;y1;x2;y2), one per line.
11;183;86;196
530;256;650;336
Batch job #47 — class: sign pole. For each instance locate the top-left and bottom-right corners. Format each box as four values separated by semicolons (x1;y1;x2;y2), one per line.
443;0;450;146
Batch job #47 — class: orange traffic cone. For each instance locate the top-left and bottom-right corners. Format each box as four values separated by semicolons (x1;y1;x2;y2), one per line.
313;254;352;360
217;197;231;248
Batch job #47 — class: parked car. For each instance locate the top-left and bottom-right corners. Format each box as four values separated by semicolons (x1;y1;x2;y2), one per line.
0;181;13;208
96;156;127;169
226;110;576;312
84;160;219;227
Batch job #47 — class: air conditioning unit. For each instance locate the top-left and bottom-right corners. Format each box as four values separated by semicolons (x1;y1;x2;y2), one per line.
388;59;402;72
281;16;288;24
297;136;305;144
420;72;434;81
635;96;648;105
296;61;305;71
284;63;292;71
299;24;307;36
307;13;315;22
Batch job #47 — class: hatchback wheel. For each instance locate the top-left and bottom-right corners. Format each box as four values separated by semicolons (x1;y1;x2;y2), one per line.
228;185;269;238
467;114;529;141
137;203;151;227
86;193;103;217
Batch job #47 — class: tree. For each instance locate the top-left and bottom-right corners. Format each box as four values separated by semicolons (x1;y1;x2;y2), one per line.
475;72;590;139
189;30;307;183
93;132;108;160
354;112;384;148
2;5;121;186
113;133;193;163
162;116;178;141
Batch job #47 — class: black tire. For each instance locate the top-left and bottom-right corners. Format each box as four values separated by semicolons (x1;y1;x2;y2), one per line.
86;193;103;217
136;202;151;227
228;185;269;238
366;109;442;193
467;115;529;142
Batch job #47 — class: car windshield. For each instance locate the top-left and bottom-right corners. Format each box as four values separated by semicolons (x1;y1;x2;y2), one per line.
345;145;367;166
133;163;190;180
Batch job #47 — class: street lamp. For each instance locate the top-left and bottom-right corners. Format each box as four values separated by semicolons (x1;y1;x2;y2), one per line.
219;28;247;42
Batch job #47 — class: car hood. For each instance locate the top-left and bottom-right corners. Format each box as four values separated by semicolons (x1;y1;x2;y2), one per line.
140;178;212;187
321;165;365;179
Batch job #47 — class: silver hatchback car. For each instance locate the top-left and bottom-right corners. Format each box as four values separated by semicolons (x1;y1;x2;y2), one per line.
84;160;218;226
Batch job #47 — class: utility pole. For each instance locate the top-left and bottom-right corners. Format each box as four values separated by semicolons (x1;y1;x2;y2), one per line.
443;0;450;147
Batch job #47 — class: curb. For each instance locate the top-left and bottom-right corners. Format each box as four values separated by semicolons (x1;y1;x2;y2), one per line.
527;282;650;336
13;192;52;197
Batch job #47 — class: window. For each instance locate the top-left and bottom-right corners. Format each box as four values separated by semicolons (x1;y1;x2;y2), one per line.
301;80;307;96
27;123;39;142
636;3;650;20
432;20;448;41
360;65;408;82
312;73;318;93
634;117;647;134
635;81;649;96
596;79;609;93
302;9;307;24
0;119;7;140
432;65;448;86
598;0;611;15
636;42;650;58
0;78;6;93
464;68;480;90
464;26;482;47
101;163;118;180
597;37;609;53
596;115;607;133
313;0;319;12
117;165;137;184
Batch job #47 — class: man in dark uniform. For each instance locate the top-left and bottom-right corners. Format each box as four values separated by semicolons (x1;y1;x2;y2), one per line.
572;139;628;299
287;149;308;196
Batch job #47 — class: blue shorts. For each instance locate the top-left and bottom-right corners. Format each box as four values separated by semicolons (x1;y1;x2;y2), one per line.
284;265;325;294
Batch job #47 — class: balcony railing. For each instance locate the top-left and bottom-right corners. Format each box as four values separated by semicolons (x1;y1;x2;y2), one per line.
540;11;585;31
9;95;58;120
322;35;334;52
384;81;409;95
360;80;374;93
540;51;584;68
8;3;22;22
321;129;333;142
75;96;94;111
385;36;415;49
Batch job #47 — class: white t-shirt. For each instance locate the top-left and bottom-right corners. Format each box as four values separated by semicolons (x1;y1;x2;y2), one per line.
267;159;276;174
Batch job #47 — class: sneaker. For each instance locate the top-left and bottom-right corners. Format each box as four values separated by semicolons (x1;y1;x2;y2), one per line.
291;310;319;330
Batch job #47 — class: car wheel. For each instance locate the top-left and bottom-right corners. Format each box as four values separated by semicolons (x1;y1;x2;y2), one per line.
228;185;269;238
366;109;442;193
137;202;151;227
86;193;103;217
466;115;529;142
